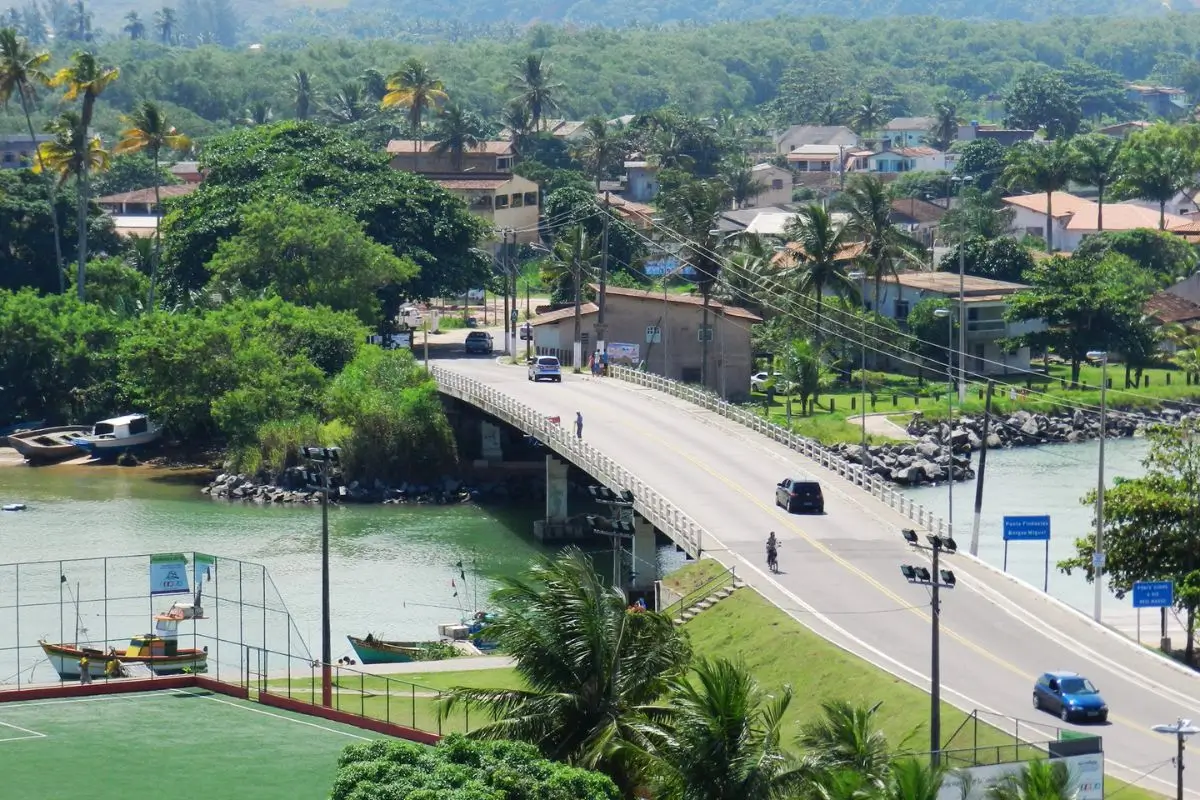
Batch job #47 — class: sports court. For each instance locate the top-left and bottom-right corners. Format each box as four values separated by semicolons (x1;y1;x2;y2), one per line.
0;688;391;800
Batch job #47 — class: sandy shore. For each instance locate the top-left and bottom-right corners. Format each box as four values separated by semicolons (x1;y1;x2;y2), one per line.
0;445;216;482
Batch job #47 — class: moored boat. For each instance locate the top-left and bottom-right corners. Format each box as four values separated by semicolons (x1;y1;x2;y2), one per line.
8;426;90;463
70;414;161;458
347;634;427;664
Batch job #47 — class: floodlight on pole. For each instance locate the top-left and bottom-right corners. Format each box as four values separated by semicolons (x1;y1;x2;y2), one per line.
1151;718;1200;800
1086;349;1108;623
302;444;341;708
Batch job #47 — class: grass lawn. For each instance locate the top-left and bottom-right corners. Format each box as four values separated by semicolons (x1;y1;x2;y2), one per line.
660;558;731;596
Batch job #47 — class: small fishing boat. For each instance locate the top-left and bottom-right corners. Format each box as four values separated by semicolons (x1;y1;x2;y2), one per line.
347;634;428;665
0;419;46;440
70;414;161;458
437;611;499;651
7;425;90;463
40;601;208;679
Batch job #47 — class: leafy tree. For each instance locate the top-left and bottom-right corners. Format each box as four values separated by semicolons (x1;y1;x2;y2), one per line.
113;100;191;307
835;173;924;316
430;102;485;171
938;188;1016;241
543;186;644;282
122;11;144;39
850;92;886;142
161;122;488;303
331;736;619;800
1002;139;1077;252
907;298;957;379
796;700;894;788
0;27;64;290
572;116;624;190
85;255;149;315
93;152;179;197
1073;228;1198;287
778;338;829;414
1003;71;1081;139
205;198;418;325
1114;126;1197;230
511;52;562;132
1004;252;1154;384
887;170;951;201
781;203;859;348
926;100;958;151
440;548;691;796
1070;133;1123;232
1059;60;1142;121
938;236;1034;283
381;56;446;146
952;139;1006;192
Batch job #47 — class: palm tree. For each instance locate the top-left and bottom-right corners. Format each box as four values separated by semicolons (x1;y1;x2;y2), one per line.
49;50;119;301
324;82;370;124
850;93;886;145
359;67;387;103
381;57;446;152
1115;140;1195;231
649;657;801;800
0;27;64;291
987;759;1077;800
500;100;533;154
927;101;959;151
113;100;190;308
778;338;830;415
1001;139;1076;252
439;548;691;796
154;7;175;44
834;173;924;316
238;100;273;126
782;204;860;349
1070;133;1123;232
795;700;894;789
545;226;599;370
430;103;484;172
573;116;623;190
292;69;314;121
719;153;766;210
122;11;144;39
878;758;944;800
510;52;562;132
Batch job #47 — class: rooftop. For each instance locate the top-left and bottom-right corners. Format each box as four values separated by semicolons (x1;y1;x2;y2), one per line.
882;271;1028;297
775;125;859;146
1063;203;1188;232
594;284;762;321
386;139;514;156
785;144;846;159
531;302;600;325
432;176;513;190
1001;191;1098;219
884;116;935;131
1145;291;1200;324
890;197;947;225
97;184;199;205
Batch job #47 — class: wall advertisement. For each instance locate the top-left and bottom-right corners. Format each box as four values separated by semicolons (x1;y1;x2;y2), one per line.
937;754;1104;800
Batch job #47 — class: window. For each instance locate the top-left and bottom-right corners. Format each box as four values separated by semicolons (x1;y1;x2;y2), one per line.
967;307;979;321
1;153;12;163
697;326;714;342
496;157;512;170
895;300;910;320
646;325;661;343
523;192;538;207
772;179;784;190
495;194;509;209
511;193;524;208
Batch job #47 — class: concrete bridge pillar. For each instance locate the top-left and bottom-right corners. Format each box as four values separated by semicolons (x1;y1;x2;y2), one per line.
480;421;504;462
630;514;657;592
545;455;569;522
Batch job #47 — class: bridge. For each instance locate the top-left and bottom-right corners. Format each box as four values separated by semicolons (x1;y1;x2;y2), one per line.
433;354;1200;796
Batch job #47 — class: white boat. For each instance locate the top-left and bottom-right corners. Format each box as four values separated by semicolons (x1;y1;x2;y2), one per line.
70;414;161;458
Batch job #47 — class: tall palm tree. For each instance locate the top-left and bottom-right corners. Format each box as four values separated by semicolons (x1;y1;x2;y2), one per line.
0;27;64;291
1070;133;1123;232
782;204;860;349
439;548;691;797
850;93;886;145
987;759;1077;800
573;116;623;190
113;100;190;308
927;101;959;151
381;57;446;152
500;100;533;154
1115;140;1195;231
430;103;484;171
834;173;924;315
238;100;273;126
122;11;144;39
359;67;387;103
510;52;562;133
649;657;800;800
49;50;119;301
154;7;175;44
292;69;314;121
547;225;600;370
324;81;370;124
1001;139;1076;252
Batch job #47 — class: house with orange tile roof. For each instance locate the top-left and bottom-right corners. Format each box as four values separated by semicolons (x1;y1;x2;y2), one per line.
1001;191;1190;251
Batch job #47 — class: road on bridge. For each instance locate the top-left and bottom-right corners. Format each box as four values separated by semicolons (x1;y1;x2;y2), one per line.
436;349;1199;796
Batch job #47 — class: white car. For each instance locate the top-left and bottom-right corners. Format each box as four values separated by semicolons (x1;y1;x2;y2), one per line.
751;372;790;393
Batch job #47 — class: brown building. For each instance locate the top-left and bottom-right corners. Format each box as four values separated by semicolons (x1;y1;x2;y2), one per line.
529;285;762;399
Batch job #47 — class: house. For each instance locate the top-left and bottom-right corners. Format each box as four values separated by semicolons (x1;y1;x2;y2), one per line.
624;160;659;202
864;146;953;175
785;144;848;173
96;184;200;238
1;134;51;169
529;285;762;398
956;122;1035;147
387;139;516;175
1001;191;1190;251
881;117;935;148
602;193;655;230
500;119;590;142
1126;188;1200;218
875;272;1043;374
773;125;859;155
432;174;541;245
889;198;947;246
169;161;205;183
746;163;792;207
1144;291;1200;350
1125;84;1188;117
1096;121;1152;139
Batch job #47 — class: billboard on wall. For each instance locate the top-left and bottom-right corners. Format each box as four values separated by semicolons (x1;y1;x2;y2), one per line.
938;754;1104;800
606;343;640;366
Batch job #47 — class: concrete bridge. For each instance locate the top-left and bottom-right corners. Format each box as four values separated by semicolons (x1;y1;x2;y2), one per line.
432;353;1200;797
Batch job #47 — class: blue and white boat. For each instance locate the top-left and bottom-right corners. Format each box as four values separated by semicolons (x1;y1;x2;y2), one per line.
70;414;162;458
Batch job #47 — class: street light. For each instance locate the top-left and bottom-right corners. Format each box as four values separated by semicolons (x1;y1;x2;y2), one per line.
950;175;974;404
934;308;955;539
588;486;637;595
1152;718;1200;800
848;270;868;460
301;445;341;708
1086;350;1109;623
900;528;957;766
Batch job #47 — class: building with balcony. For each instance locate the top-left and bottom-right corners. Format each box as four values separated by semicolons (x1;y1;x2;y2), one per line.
386;139;517;174
0;134;51;169
432;174;541;245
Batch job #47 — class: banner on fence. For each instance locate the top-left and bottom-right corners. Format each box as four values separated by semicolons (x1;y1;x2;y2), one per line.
195;553;216;588
150;552;190;596
938;753;1103;800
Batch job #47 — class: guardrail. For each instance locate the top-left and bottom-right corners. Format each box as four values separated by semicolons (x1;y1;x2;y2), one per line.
431;366;705;558
607;366;948;538
662;565;737;622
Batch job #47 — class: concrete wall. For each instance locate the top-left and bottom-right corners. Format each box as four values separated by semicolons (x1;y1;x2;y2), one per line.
388;148;511;174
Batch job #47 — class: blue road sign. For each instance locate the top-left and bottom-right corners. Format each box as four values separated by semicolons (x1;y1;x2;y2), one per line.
1133;580;1174;609
1003;515;1051;542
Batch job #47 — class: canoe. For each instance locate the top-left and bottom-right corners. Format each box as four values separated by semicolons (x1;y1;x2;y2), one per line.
347;635;426;664
7;426;90;463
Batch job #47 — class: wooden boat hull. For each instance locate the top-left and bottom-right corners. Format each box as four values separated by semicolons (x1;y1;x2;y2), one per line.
39;641;207;679
8;426;90;462
347;635;424;664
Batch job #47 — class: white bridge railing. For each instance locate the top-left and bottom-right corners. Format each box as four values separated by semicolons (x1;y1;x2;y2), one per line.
608;366;947;538
432;366;705;558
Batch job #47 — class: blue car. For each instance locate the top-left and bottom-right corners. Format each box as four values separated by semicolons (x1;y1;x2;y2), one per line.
1033;671;1108;723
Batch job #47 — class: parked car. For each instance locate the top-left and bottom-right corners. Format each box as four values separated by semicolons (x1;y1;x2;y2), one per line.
775;478;824;514
464;331;493;355
528;355;562;382
1032;671;1108;723
751;372;791;393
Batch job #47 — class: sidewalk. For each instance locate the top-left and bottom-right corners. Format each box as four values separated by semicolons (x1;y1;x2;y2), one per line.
845;412;914;441
356;655;514;676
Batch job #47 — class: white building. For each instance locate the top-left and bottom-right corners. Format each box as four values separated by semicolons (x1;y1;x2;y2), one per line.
745;163;792;207
773;125;859;155
1002;191;1191;252
863;146;954;175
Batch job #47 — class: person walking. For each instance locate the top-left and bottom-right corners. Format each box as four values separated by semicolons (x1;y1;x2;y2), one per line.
575;412;584;439
78;654;91;685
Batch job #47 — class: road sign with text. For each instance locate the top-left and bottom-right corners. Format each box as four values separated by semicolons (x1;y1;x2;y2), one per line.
1003;515;1050;541
1132;581;1173;609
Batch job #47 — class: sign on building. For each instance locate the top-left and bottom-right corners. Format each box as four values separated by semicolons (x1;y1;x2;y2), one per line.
938;754;1103;800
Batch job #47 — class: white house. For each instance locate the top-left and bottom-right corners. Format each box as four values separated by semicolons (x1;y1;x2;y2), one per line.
875;272;1044;375
881;117;936;148
1002;191;1191;251
746;163;792;207
863;146;954;175
624;160;659;202
773;125;859;155
1125;188;1200;218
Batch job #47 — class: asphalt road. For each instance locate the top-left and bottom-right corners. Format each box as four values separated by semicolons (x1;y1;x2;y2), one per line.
435;347;1200;797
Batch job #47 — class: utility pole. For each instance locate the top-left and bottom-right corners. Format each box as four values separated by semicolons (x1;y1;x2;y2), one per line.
509;228;518;357
1152;718;1200;800
969;381;994;556
597;191;610;356
1088;350;1109;622
302;446;341;708
500;232;510;356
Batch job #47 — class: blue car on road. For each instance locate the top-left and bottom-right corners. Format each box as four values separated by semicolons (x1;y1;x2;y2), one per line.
1033;671;1108;723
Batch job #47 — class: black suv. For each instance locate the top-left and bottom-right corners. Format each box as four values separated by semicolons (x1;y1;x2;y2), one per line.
775;478;824;514
464;331;494;355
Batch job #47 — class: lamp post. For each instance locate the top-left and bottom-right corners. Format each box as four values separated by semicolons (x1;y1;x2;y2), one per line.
586;486;636;598
1087;350;1109;622
848;269;868;458
934;307;955;537
302;445;341;708
900;529;958;766
950;175;973;403
1152;718;1200;800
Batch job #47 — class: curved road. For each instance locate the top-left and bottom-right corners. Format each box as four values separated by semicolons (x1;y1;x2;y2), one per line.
439;350;1198;796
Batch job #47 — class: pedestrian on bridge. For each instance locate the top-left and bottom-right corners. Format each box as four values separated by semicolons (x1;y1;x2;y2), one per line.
575;412;583;439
